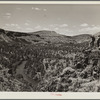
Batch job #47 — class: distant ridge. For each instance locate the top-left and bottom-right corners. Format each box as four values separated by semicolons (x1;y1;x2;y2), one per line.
0;28;95;44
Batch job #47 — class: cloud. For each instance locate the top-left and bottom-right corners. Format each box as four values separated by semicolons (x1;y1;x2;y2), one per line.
55;28;74;36
43;9;47;11
49;24;68;28
3;16;11;19
25;23;29;26
92;25;95;27
26;28;33;31
35;25;41;29
54;27;59;30
79;26;100;32
43;27;49;30
32;7;47;12
3;23;21;32
15;24;19;27
60;24;68;27
32;7;34;10
49;25;54;27
5;23;19;28
80;23;88;27
49;24;58;27
3;13;11;19
32;7;40;11
79;25;100;34
5;24;10;26
5;13;11;16
11;24;15;26
32;7;41;11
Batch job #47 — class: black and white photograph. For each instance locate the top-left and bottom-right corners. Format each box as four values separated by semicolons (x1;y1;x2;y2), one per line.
0;2;100;93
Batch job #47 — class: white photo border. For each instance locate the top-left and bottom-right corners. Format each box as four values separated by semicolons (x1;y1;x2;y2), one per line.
0;1;100;99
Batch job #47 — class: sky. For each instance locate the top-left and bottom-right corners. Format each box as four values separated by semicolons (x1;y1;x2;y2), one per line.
0;4;100;36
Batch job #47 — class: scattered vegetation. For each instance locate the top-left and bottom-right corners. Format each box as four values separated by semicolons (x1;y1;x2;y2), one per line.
0;28;100;92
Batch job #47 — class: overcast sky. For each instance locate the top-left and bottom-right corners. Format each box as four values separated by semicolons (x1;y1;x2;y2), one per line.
0;4;100;36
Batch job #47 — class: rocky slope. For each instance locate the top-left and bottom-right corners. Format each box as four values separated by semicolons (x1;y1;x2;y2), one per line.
0;28;100;92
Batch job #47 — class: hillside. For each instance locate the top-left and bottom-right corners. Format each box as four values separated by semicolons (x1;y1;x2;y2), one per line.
19;30;76;44
73;34;92;43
